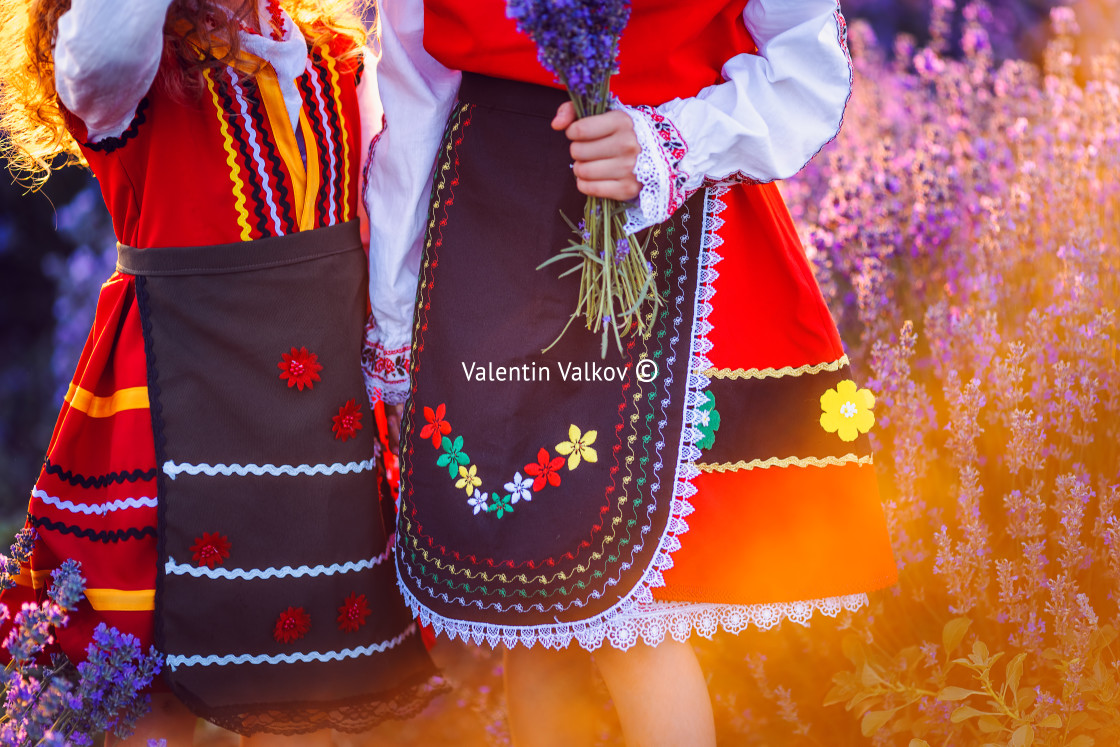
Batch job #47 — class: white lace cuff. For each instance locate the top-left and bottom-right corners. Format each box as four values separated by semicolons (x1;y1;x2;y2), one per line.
361;314;412;406
618;104;690;234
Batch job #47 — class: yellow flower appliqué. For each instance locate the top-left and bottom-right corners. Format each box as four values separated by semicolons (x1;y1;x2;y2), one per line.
554;425;598;470
455;464;482;496
820;380;876;442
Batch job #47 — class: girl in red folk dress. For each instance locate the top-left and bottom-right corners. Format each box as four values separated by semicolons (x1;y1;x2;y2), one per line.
0;0;437;743
366;0;898;744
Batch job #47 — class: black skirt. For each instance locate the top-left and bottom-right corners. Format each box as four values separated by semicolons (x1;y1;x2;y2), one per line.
396;74;712;649
127;222;438;733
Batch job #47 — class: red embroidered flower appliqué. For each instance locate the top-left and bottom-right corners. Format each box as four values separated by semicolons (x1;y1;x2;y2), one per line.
273;606;312;644
337;592;371;633
190;532;231;568
278;347;323;391
524;448;565;491
332;399;363;441
420;404;452;448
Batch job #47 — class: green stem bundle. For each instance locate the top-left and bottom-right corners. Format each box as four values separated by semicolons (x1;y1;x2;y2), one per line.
538;51;663;358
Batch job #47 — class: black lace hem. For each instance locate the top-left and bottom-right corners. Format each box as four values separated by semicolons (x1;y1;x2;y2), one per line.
178;673;449;737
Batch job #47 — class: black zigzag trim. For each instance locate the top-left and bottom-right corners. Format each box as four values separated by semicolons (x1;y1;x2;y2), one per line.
298;65;334;227
213;72;270;238
31;515;157;543
83;97;150;153
247;90;298;234
354;53;365;88
43;460;157;488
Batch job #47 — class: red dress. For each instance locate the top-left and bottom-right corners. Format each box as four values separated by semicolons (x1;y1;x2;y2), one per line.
369;0;898;649
1;24;437;734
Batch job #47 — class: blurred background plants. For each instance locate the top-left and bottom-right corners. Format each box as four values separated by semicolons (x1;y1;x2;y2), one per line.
2;0;1119;744
714;1;1120;745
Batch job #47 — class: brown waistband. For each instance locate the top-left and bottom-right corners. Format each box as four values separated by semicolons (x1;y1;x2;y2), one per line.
116;220;361;277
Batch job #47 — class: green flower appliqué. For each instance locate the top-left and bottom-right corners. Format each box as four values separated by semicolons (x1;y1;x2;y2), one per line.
437;435;470;478
420;402;597;520
490;494;514;518
695;391;721;451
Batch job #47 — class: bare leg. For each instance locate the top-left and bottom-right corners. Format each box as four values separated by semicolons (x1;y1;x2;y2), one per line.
503;645;600;747
241;730;333;747
593;639;715;747
108;693;197;746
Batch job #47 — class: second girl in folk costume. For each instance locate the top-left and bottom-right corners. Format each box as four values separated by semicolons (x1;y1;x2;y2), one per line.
0;0;437;741
368;0;899;743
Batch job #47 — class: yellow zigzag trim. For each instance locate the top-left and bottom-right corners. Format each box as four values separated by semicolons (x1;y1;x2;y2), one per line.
204;69;253;241
703;355;850;380
696;454;874;473
322;47;352;222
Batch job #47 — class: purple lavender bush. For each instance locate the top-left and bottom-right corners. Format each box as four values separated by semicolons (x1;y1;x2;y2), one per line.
710;2;1120;744
0;530;161;746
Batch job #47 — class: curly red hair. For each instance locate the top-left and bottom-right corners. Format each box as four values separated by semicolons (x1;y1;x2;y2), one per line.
0;0;372;186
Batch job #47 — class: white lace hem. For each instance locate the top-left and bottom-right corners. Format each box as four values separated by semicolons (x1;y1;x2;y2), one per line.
396;575;869;651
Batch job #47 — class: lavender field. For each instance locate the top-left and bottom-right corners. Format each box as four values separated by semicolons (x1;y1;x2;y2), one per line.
2;1;1118;744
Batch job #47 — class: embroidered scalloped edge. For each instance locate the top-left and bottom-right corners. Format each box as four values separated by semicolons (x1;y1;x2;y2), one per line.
619;104;690;234
361;313;412;406
703;355;850;380
396;187;871;649
162;459;374;479
32;487;157;516
166;623;417;668
696;454;874;473
166;538;393;580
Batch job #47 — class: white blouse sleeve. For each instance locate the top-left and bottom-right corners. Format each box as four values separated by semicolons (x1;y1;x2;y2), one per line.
362;0;460;405
622;0;852;232
54;0;175;142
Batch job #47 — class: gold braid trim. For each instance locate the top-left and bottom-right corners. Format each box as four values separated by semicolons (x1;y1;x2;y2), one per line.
696;454;873;473
702;355;850;380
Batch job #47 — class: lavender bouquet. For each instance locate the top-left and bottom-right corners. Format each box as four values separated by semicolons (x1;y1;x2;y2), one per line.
506;0;661;357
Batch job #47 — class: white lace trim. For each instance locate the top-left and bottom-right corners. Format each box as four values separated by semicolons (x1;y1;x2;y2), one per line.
620;105;674;234
397;186;869;650
362;314;412;406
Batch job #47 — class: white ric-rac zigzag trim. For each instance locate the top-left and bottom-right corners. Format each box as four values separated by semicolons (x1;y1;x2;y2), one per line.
165;540;393;580
32;488;157;515
162;459;374;479
165;623;416;669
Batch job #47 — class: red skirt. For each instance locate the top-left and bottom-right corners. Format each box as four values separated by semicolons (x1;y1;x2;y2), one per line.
4;272;159;656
